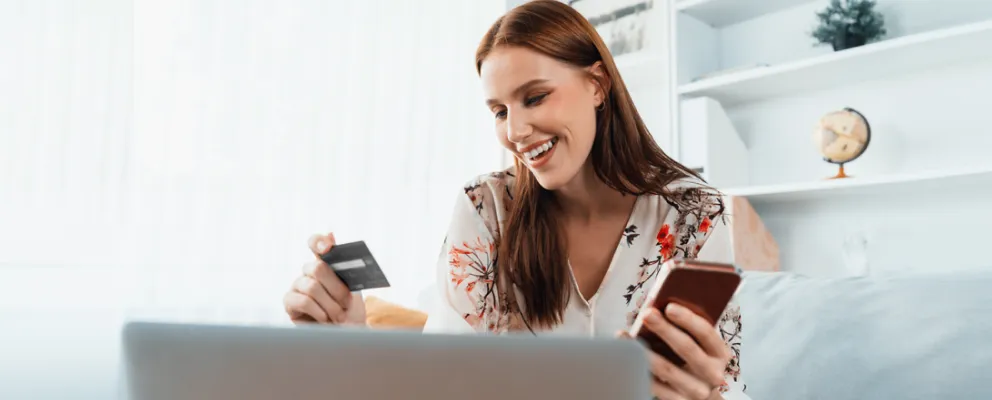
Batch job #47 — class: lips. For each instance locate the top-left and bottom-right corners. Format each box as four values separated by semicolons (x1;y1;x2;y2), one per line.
519;137;558;168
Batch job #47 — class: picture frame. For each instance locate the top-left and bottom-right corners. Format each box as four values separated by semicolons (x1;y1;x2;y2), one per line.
568;0;659;59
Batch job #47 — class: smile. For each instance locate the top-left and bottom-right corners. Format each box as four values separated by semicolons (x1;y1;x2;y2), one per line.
520;137;559;168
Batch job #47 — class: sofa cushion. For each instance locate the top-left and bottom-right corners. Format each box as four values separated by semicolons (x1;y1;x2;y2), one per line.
365;296;428;330
735;271;992;400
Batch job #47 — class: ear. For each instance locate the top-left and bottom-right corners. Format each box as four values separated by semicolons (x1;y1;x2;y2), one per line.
586;61;610;106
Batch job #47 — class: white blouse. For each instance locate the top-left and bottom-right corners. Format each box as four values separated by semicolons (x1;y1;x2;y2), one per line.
423;169;750;399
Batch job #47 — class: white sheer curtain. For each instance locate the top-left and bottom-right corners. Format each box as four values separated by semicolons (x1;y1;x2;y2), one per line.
0;0;133;315
1;0;505;326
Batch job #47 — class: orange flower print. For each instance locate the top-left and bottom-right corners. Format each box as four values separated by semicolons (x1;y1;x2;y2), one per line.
448;247;469;267
447;236;501;332
450;268;469;287
699;216;712;234
657;224;675;260
656;224;670;242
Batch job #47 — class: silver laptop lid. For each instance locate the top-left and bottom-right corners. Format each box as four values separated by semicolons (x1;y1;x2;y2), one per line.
121;321;651;400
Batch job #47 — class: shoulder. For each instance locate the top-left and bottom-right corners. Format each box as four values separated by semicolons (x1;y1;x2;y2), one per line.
461;166;516;203
660;176;727;220
644;176;728;261
457;167;517;238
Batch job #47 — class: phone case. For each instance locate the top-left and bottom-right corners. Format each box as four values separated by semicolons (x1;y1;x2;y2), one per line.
628;260;741;367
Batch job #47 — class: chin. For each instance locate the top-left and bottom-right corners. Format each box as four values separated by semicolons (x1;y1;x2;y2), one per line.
527;166;578;191
531;173;565;190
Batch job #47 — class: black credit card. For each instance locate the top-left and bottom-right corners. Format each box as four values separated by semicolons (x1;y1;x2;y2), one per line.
319;240;390;291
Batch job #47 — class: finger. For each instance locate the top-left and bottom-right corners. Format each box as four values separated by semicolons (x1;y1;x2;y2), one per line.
308;232;336;257
302;259;353;309
616;330;632;339
283;291;329;323
292;275;346;323
666;303;731;360
644;307;717;383
648;350;712;400
651;381;687;400
290;312;316;323
664;304;731;387
651;378;689;400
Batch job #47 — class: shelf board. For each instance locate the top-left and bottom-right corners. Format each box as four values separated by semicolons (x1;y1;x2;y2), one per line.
721;167;992;204
678;20;992;105
676;0;811;28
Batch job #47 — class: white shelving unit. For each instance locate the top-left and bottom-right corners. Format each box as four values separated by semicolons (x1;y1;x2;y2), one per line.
722;167;992;204
679;19;992;105
676;0;811;28
663;0;992;276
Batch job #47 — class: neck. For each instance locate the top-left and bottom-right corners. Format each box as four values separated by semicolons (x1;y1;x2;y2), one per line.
553;162;633;222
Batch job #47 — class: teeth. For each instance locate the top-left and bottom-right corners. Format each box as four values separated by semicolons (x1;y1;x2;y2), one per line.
525;139;556;160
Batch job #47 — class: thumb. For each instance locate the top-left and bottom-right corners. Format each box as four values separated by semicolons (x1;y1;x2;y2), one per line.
344;292;367;325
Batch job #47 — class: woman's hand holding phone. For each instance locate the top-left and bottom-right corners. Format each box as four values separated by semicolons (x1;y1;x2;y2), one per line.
618;303;730;400
282;232;366;326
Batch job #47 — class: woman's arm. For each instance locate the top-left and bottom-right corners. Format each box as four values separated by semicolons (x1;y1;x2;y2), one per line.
422;187;501;334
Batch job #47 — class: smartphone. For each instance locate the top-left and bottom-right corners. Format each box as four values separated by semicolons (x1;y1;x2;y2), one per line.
627;259;742;367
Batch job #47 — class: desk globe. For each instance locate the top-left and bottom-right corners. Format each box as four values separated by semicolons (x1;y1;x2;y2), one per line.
813;107;871;179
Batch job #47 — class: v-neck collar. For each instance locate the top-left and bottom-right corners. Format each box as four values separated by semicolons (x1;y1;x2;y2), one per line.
567;194;645;307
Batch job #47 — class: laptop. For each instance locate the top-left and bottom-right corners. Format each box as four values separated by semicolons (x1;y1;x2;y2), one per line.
121;321;651;400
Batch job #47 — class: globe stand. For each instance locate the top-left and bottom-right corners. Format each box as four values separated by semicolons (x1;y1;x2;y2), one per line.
830;163;850;179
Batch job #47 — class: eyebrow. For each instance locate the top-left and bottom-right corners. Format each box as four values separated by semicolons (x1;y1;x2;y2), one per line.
485;79;549;107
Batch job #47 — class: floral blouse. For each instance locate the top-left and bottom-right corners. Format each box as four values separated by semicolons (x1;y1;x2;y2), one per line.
423;169;749;399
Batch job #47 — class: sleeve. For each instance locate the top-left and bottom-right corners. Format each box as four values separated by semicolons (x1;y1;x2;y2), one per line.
421;188;501;334
686;195;751;399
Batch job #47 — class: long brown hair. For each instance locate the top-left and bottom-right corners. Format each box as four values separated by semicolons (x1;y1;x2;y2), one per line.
476;0;707;329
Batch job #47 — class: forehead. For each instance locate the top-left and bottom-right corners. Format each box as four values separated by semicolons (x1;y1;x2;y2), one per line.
479;46;577;99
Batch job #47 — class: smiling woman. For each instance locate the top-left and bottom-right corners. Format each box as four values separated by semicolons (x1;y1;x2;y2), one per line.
447;1;750;399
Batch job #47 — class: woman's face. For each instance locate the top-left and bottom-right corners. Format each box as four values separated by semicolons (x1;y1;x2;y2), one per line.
480;46;604;191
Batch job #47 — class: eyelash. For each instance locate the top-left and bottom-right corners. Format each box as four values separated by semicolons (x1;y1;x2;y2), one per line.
495;93;548;120
525;93;548;107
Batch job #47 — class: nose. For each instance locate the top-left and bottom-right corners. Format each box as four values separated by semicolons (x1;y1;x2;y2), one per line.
506;109;533;144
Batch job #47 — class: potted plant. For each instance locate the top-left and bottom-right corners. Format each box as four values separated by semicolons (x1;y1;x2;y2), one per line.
811;0;887;51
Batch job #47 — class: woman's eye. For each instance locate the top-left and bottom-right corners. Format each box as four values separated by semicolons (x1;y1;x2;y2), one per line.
494;109;507;120
525;94;547;107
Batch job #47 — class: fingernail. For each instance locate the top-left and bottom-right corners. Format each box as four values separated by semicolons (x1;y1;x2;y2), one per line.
667;303;685;317
316;241;327;253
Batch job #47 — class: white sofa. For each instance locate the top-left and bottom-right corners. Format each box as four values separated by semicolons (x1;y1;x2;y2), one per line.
735;270;992;399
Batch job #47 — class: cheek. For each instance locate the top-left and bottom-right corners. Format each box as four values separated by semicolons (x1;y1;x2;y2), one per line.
557;98;597;147
537;96;582;136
